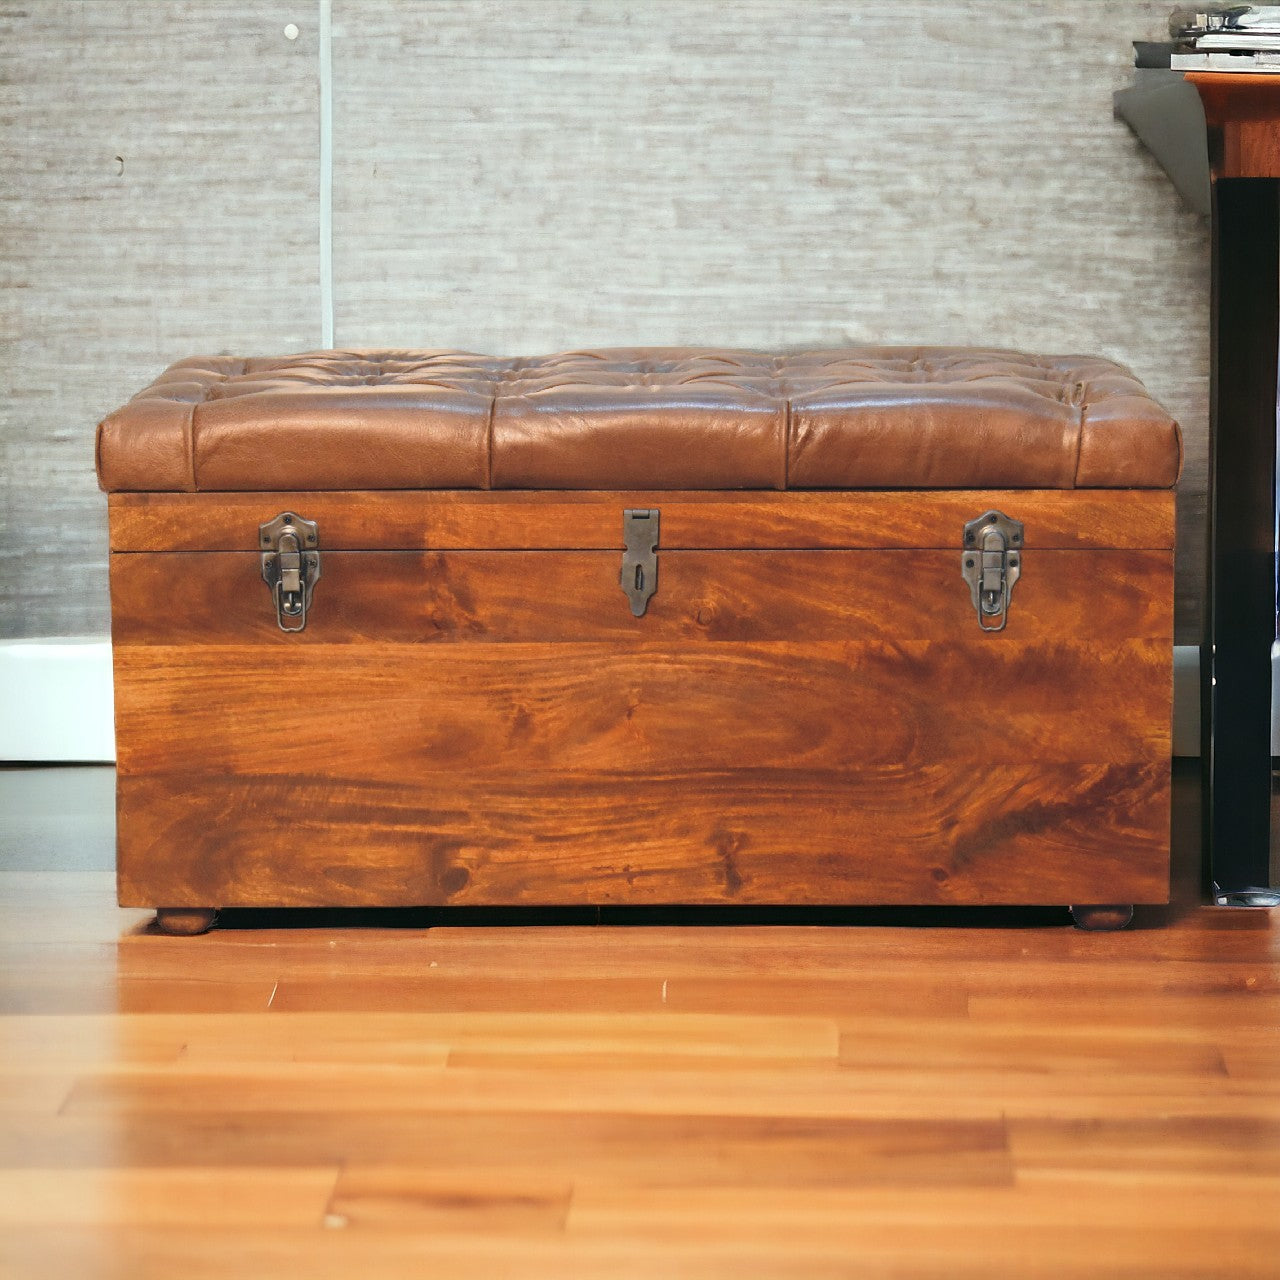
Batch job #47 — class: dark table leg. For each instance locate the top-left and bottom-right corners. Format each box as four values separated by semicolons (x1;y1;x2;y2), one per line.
1204;178;1279;893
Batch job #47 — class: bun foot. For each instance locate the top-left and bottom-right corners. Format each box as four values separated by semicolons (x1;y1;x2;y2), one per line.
1070;904;1134;931
155;908;218;936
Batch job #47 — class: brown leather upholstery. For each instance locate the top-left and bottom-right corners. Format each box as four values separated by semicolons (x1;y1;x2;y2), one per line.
96;347;1182;492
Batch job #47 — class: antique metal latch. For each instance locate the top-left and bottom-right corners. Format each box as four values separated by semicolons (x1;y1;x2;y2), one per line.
621;508;659;617
961;510;1022;632
260;511;321;632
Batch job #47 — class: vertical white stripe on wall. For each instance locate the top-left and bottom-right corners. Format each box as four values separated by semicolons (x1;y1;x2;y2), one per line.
319;0;334;347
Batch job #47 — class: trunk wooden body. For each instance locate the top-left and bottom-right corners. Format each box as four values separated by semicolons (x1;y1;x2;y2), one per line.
107;490;1174;911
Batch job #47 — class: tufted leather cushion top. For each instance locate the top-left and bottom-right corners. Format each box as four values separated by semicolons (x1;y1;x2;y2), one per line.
96;347;1182;493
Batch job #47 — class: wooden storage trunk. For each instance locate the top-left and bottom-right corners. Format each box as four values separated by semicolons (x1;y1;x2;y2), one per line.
97;348;1181;934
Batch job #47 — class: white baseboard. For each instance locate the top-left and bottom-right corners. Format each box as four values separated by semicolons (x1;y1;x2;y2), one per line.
0;639;1215;763
0;640;115;762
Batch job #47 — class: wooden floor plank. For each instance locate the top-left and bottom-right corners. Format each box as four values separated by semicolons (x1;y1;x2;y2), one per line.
0;1111;1011;1187
325;1167;573;1233
0;1071;75;1117
1007;1116;1280;1177
56;1060;1280;1124
1;864;1277;1278
563;1185;1280;1274
564;1179;1280;1234
0;1167;338;1227
174;1010;840;1063
5;1227;1279;1280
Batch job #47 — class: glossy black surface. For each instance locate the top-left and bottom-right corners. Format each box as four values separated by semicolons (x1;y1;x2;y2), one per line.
1204;178;1280;892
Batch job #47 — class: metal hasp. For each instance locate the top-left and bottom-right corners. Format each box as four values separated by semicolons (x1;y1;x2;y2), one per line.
260;511;321;632
961;510;1023;632
621;508;659;617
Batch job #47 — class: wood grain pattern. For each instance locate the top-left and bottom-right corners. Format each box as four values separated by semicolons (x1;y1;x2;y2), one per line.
0;1168;337;1228
110;634;1171;772
109;490;1173;912
108;547;1174;645
107;489;1177;553
115;762;1171;909
0;858;1277;1278
1186;72;1280;177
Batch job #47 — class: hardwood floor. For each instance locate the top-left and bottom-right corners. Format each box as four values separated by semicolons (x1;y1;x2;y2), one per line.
1;771;1278;1276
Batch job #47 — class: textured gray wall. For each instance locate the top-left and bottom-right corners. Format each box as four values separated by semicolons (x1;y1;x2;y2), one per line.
0;1;320;637
1;1;1208;640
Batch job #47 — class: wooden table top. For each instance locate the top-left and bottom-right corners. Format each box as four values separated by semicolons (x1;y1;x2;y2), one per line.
1185;72;1280;177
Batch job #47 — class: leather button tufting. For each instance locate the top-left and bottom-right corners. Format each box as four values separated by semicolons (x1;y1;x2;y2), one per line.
94;346;1182;493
